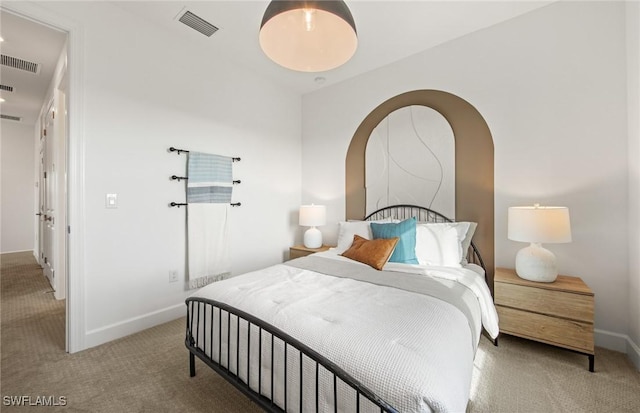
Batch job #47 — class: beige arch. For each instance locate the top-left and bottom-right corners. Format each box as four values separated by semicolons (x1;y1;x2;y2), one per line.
345;90;495;291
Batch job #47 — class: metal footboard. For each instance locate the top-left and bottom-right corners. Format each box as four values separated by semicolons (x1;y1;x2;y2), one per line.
186;298;398;413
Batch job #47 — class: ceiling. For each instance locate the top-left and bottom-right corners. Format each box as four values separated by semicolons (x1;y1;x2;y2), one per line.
0;0;553;126
0;10;67;125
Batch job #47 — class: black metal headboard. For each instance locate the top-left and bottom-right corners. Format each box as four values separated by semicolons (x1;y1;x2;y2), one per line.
364;204;486;275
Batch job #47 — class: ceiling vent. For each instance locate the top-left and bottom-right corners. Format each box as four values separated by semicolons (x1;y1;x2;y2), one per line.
0;84;14;92
178;11;219;37
1;54;40;74
1;114;22;122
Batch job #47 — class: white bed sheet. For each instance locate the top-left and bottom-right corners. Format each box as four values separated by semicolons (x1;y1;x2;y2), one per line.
189;253;499;413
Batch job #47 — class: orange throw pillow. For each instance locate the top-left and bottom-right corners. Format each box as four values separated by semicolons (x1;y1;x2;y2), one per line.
340;235;399;270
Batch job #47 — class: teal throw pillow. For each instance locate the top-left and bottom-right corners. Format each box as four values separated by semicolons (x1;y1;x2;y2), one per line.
370;217;419;264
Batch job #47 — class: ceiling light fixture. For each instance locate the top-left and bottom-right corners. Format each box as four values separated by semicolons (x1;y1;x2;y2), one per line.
259;0;357;72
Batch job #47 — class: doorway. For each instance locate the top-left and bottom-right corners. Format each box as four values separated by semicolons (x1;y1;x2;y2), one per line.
1;6;72;351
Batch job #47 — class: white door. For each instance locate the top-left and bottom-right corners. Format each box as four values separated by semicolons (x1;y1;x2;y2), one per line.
37;143;45;266
42;103;56;287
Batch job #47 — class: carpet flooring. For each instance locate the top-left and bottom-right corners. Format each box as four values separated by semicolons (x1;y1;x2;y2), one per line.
2;251;640;412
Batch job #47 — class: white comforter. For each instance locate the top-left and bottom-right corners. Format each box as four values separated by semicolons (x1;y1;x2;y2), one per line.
188;250;499;413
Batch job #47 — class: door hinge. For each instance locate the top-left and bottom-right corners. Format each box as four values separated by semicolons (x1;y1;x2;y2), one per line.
44;257;48;264
52;111;55;119
44;172;47;179
43;129;47;137
68;225;71;234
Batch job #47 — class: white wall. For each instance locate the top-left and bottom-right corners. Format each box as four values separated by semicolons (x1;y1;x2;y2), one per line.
0;121;36;253
627;0;640;369
27;1;301;348
302;1;631;350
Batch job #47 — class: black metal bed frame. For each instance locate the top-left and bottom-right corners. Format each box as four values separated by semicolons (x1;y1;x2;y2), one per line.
185;205;490;412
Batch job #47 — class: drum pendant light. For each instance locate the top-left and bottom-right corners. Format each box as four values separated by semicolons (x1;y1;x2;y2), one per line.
259;0;358;72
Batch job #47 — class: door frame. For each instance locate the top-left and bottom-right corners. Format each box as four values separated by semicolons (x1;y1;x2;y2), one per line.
2;2;86;353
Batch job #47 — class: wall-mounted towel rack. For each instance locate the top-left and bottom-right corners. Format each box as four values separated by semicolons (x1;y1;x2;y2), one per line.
170;175;241;184
169;147;240;162
169;147;241;208
170;202;241;208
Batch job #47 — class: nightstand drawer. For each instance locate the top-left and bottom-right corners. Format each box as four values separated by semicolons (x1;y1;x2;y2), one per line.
495;281;593;323
497;305;594;354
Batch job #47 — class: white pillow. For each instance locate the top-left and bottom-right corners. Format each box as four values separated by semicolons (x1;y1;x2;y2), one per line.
460;222;477;264
415;223;463;267
335;221;372;253
335;218;397;253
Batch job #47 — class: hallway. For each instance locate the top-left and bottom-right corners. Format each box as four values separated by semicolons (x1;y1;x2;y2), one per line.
0;251;65;353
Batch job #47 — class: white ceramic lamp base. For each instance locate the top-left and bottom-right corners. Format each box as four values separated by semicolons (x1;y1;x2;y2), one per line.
303;227;322;249
515;243;558;283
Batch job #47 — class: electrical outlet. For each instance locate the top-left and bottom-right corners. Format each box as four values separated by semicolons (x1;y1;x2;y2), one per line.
169;270;179;283
105;193;118;209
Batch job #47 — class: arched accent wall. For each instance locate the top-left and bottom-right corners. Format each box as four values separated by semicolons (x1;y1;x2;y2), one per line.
345;90;495;290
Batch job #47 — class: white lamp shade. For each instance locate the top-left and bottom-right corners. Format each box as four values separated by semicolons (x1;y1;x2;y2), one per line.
299;205;326;227
259;1;358;72
508;206;572;244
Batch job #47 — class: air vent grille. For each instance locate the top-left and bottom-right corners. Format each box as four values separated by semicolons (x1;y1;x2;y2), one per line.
1;114;22;122
1;54;40;74
178;11;219;37
0;84;14;92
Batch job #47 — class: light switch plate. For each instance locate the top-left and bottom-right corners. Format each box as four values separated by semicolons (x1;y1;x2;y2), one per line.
106;193;118;209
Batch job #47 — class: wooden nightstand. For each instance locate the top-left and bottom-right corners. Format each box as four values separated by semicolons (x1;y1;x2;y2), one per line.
494;267;595;371
289;245;331;260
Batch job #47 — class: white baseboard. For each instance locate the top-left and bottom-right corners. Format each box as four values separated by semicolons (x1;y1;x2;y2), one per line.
84;304;185;350
627;336;640;371
594;328;627;351
595;329;640;371
0;249;34;255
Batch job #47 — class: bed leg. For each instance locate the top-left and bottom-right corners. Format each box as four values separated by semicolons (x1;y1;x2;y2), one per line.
493;337;499;347
190;352;196;377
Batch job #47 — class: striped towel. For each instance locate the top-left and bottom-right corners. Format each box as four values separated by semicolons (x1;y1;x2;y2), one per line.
187;152;233;203
186;151;233;289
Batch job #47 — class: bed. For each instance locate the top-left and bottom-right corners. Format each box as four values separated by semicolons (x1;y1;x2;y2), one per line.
185;205;499;413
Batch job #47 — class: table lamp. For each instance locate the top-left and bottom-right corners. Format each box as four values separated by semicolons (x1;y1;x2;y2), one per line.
299;204;326;248
508;204;572;282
